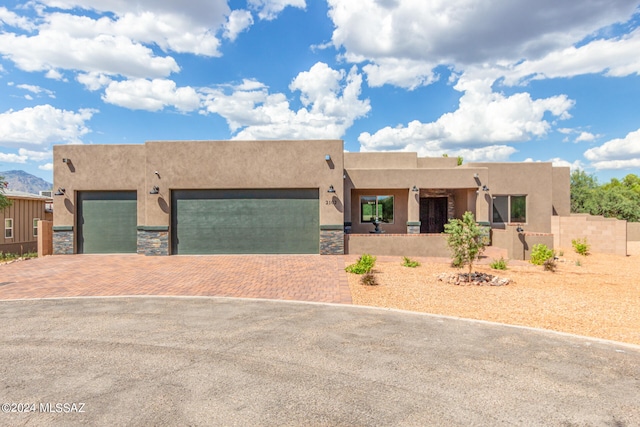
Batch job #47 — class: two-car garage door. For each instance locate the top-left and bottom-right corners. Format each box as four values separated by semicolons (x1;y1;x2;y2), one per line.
171;189;319;254
77;189;320;254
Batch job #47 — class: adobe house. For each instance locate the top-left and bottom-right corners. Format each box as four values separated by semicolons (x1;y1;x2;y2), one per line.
1;190;52;255
52;140;570;258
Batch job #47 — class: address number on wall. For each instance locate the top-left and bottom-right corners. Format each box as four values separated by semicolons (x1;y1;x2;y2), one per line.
325;200;337;205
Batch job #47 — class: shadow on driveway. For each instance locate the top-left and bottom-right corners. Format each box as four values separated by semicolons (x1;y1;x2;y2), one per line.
1;297;639;426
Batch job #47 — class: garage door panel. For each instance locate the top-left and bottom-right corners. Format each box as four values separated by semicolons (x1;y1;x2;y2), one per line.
172;189;319;254
78;191;137;254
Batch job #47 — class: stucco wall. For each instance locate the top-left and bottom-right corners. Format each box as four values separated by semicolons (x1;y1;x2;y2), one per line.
345;234;450;257
492;225;554;261
627;222;640;241
467;162;555;233
54;140;344;230
53;144;146;227
552;167;571;216
349;189;408;234
551;215;627;255
344;152;417;169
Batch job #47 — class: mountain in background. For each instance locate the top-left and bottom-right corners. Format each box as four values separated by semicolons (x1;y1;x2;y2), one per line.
0;170;53;194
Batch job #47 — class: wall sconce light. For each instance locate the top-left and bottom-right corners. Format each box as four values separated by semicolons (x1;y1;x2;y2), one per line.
412;186;419;192
516;225;524;233
482;185;490;191
154;171;160;178
327;185;336;193
54;187;66;196
325;154;331;161
62;158;70;163
150;186;159;195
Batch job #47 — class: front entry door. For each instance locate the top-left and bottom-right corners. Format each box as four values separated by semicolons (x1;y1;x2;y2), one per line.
420;197;448;233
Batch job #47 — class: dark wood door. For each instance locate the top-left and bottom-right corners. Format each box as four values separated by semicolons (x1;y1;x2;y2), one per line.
420;197;448;233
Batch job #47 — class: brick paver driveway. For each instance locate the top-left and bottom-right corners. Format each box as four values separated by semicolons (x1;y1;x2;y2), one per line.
0;255;352;303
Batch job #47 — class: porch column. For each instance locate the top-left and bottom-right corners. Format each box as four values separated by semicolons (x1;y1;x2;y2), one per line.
407;187;420;234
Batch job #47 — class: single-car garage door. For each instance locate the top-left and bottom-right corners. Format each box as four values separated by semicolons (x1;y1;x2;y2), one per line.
171;189;319;254
77;191;137;254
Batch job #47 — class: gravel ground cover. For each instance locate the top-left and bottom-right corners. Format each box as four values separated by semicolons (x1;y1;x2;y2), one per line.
347;242;640;345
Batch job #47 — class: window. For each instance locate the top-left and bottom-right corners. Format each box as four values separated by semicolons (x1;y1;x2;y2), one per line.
493;195;526;223
360;195;394;223
5;218;13;239
33;218;40;237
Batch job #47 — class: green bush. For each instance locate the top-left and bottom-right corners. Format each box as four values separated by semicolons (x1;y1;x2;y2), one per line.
490;257;508;270
402;256;420;268
572;238;590;256
0;251;37;262
530;244;555;266
360;272;379;286
345;254;376;274
444;211;486;277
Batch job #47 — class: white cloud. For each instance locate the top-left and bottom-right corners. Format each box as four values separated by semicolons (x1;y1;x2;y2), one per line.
201;62;370;139
76;72;112;91
0;105;96;147
362;58;438;90
16;84;55;98
0;1;235;81
575;132;597;142
39;163;54;171
584;128;640;170
102;79;201;112
224;10;254;41
248;0;306;21
358;79;574;155
0;152;28;163
18;148;52;162
502;28;640;85
327;0;639;88
0;6;36;31
524;157;584;171
0;30;180;79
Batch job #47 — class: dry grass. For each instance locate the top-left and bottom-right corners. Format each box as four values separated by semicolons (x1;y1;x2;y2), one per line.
348;243;640;345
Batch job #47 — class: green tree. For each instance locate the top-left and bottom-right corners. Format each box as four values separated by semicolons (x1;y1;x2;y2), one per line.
444;211;486;280
0;176;11;211
570;170;598;213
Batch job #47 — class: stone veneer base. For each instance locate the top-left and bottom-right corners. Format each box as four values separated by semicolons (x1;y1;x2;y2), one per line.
320;230;344;255
137;229;169;256
53;230;74;255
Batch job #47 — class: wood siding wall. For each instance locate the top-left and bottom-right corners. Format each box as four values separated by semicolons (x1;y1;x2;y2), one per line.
1;198;47;250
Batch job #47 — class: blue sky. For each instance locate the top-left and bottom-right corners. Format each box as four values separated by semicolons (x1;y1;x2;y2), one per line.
1;0;640;184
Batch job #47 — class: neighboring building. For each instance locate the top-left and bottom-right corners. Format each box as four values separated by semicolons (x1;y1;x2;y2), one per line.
52;140;570;257
1;190;53;254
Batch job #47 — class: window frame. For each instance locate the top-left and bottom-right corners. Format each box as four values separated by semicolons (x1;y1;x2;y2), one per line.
359;195;395;224
33;218;40;237
5;218;13;239
492;195;527;224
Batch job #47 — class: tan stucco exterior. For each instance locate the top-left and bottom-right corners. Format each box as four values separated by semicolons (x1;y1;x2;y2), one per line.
52;140;572;256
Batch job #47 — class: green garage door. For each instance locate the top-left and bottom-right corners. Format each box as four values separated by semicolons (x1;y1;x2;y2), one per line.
172;189;319;254
78;191;137;254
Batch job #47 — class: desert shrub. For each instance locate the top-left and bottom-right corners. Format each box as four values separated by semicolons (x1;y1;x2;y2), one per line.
558;250;564;256
490;257;508;270
530;244;555;266
402;256;420;268
360;272;379;286
572;238;590;256
575;260;582;266
444;211;486;277
543;257;557;272
345;254;376;274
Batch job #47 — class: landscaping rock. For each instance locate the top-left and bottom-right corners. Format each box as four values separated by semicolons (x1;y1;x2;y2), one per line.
436;272;510;286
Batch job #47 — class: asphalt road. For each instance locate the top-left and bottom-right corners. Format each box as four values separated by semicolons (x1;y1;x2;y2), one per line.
1;297;639;426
